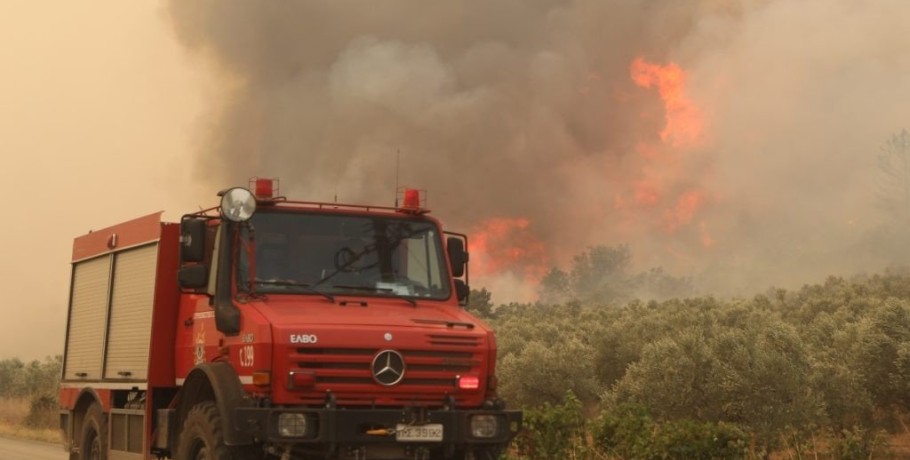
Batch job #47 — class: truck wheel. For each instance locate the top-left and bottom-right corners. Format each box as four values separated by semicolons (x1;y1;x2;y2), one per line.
79;404;107;460
176;401;234;460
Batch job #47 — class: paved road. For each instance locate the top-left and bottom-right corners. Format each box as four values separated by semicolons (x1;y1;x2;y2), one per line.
0;436;65;460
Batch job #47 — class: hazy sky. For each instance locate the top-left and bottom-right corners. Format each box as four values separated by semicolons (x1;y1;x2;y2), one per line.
0;3;205;359
3;1;910;361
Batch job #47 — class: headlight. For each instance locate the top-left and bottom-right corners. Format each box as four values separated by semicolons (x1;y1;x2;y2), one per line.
470;415;499;438
277;413;308;437
220;187;256;222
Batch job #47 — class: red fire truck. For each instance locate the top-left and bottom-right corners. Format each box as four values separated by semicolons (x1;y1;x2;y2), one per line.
58;179;521;460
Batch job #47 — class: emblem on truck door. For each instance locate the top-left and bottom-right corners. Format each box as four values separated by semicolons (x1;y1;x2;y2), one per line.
372;350;406;386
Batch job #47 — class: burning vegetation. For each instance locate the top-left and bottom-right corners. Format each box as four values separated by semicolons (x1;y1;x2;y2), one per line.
470;217;549;284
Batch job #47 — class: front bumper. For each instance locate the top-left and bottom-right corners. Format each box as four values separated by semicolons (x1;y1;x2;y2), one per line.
234;405;522;448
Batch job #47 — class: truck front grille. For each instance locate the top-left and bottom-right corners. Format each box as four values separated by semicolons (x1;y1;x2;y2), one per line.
294;348;479;385
289;334;483;398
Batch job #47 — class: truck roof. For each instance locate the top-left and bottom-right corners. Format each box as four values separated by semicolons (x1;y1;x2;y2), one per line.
72;212;163;262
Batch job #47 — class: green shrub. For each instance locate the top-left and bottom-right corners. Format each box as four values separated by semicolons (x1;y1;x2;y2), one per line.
592;403;748;459
24;393;57;429
592;403;655;459
654;419;748;460
828;426;890;460
513;391;586;459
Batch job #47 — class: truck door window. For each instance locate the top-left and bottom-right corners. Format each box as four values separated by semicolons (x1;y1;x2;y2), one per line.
404;230;443;291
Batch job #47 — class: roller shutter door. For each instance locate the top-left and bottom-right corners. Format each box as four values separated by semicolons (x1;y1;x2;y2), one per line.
64;256;110;380
104;244;158;380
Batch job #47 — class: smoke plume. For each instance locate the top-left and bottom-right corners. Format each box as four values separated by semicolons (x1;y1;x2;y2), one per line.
167;0;910;301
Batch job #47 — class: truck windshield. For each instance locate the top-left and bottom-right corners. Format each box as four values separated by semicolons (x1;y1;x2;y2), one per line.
238;212;451;300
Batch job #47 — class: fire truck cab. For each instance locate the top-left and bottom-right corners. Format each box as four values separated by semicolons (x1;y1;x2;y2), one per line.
59;179;521;460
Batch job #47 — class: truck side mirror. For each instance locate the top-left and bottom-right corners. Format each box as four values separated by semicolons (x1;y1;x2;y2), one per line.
447;236;468;278
454;279;469;306
180;218;207;263
178;265;208;289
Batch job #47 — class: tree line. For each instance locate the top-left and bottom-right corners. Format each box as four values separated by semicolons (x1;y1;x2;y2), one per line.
0;355;61;399
0;355;61;430
471;245;910;458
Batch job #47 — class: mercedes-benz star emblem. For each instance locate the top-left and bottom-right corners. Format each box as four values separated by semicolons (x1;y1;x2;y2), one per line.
371;350;406;386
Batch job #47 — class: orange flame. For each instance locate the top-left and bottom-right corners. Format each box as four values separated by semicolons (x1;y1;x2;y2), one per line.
615;57;715;256
470;217;549;282
663;189;706;233
630;57;703;148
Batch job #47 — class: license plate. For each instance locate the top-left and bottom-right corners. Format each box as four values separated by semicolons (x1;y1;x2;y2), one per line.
395;424;444;442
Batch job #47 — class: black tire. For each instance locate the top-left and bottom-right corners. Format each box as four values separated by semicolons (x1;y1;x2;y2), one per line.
176;401;235;460
79;404;107;460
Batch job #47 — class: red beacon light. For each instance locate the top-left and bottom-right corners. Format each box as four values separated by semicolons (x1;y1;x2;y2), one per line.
250;177;279;200
403;189;420;208
397;187;429;214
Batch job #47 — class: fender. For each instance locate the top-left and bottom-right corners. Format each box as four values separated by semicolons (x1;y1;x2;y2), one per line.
176;362;254;446
62;387;107;455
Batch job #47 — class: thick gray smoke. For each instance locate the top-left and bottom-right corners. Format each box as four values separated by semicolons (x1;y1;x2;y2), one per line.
167;0;910;301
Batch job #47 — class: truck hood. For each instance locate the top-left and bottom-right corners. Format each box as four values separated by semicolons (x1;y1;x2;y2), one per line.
244;294;480;330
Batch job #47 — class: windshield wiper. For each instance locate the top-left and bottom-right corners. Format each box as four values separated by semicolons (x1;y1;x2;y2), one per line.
256;280;335;303
332;284;417;307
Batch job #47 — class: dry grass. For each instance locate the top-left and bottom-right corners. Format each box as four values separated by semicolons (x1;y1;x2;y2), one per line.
0;397;60;444
887;431;910;458
0;397;28;425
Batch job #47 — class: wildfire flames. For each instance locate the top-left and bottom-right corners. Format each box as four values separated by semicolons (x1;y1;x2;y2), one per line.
469;217;549;283
625;57;712;245
630;57;704;148
470;57;712;291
